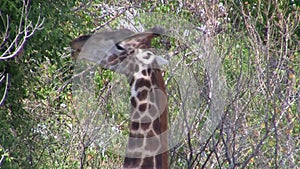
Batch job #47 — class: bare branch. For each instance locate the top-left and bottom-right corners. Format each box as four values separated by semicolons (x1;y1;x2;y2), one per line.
0;73;9;106
0;0;44;60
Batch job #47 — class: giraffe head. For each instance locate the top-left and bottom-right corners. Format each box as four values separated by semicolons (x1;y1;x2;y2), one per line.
70;27;167;81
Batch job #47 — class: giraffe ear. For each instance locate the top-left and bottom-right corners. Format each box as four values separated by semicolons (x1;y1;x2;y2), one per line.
155;55;168;66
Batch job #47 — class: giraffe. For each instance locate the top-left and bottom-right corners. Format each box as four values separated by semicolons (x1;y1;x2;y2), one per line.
71;27;169;169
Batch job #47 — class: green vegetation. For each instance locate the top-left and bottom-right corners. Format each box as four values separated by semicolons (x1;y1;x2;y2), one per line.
1;0;299;168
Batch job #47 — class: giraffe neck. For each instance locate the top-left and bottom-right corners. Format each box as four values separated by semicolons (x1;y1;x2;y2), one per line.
124;68;168;169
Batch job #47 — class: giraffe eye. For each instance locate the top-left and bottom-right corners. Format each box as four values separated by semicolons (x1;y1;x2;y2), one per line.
115;43;125;51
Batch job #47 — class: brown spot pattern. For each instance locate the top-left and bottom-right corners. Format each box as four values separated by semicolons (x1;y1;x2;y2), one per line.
137;89;148;101
141;69;147;76
146;130;155;137
130;97;137;108
131;122;139;130
141;157;154;169
124;157;141;168
141;122;151;130
152;118;161;134
135;78;151;90
138;103;147;112
155;154;163;169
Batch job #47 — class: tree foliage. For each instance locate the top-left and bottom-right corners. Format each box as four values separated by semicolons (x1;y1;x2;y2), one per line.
0;0;299;168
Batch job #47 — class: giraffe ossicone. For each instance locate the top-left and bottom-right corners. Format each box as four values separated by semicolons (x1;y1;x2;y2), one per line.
71;27;169;169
